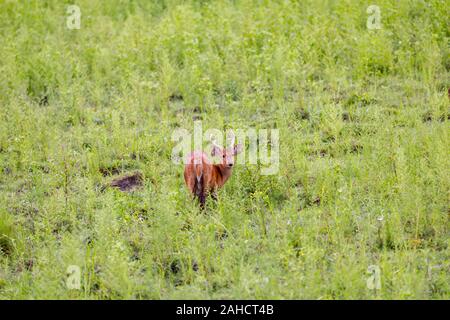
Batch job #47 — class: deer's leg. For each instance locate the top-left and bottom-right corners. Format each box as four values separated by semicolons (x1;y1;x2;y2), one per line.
198;193;206;210
194;176;206;210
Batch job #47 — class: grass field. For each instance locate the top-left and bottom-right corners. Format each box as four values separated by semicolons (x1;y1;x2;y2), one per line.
0;0;449;299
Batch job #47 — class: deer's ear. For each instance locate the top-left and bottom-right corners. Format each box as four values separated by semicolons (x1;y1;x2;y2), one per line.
211;145;221;156
233;143;243;155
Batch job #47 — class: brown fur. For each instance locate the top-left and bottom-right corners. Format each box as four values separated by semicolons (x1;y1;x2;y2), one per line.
184;144;242;208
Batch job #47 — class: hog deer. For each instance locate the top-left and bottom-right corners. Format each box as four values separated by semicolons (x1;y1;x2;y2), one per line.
184;133;243;208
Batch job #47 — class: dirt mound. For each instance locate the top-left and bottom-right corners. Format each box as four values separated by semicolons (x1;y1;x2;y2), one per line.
110;172;143;192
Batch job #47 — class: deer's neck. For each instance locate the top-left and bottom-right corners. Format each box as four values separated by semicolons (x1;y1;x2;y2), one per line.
213;164;232;187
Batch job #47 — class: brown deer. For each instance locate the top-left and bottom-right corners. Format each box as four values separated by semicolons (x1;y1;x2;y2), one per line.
184;133;243;208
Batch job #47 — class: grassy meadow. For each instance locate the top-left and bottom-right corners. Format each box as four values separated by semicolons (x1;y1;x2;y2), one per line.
0;0;449;299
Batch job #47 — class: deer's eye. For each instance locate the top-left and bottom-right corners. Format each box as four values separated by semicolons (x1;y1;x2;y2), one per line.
222;155;225;158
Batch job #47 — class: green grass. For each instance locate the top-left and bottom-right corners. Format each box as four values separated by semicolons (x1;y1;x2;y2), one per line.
0;0;449;299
